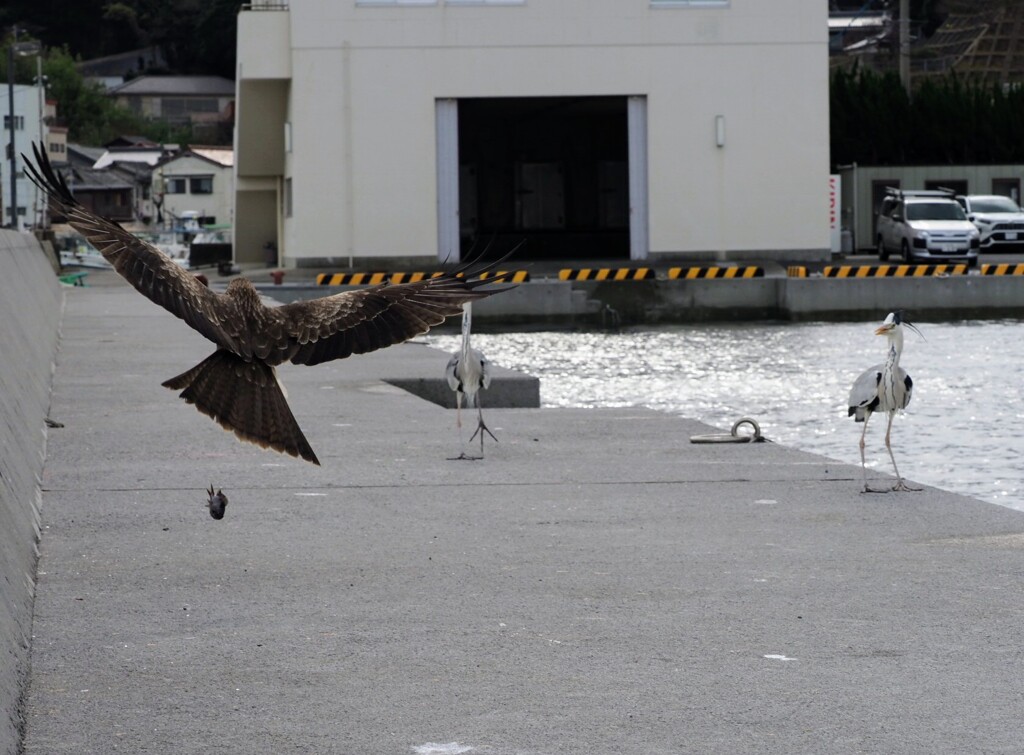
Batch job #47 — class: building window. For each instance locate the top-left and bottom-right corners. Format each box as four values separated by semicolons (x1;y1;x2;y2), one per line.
284;177;293;218
3;115;25;130
190;176;214;194
993;178;1021;204
165;177;187;194
446;0;524;4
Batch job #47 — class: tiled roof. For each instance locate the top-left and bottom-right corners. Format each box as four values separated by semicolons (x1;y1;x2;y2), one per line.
109;76;235;97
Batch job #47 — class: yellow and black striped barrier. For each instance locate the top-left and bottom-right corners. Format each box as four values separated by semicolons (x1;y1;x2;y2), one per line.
477;270;530;283
667;266;764;279
316;271;392;286
822;264;968;278
316;270;530;285
558;267;654;281
980;263;1024;276
787;266;808;278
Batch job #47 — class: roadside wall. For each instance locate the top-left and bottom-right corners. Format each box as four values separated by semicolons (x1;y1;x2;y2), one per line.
0;231;61;755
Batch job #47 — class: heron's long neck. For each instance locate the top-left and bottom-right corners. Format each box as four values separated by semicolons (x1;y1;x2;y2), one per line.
460;303;473;358
885;329;904;370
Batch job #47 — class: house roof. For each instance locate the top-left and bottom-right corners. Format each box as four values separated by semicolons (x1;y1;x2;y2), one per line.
62;166;134;192
109;75;236;97
188;147;234;167
105;136;160;148
156;146;235;170
67;144;106;166
94;148;165;169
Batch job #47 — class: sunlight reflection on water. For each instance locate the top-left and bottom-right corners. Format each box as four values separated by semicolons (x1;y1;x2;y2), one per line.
428;320;1024;511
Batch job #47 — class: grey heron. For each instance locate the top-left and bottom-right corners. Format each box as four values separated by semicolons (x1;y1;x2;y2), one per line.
24;142;512;465
847;311;922;493
445;303;496;459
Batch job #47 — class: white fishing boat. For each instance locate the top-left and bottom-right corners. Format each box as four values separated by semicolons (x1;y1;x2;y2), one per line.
59;247;113;270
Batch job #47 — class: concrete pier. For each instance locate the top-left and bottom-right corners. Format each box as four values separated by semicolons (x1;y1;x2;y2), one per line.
0;231;61;755
15;269;1024;754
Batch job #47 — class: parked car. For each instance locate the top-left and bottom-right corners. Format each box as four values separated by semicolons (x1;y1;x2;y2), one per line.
955;194;1024;252
876;189;980;267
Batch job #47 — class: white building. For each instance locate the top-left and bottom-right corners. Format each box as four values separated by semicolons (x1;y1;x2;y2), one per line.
235;0;829;268
1;83;48;230
152;147;235;231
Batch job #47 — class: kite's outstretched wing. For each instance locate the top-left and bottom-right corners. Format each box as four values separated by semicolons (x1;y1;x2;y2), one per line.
24;142;239;352
278;269;512;367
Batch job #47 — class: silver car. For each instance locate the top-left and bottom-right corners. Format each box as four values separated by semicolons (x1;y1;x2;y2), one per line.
956;194;1024;252
876;190;980;267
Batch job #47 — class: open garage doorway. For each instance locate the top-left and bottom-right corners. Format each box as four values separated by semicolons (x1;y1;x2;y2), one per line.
438;96;646;262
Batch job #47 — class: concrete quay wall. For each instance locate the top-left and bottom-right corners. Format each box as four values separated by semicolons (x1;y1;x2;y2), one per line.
585;274;1024;324
0;232;61;755
259;271;1024;327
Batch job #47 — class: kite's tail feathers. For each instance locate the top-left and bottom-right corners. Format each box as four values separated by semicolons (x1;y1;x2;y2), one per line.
162;350;321;465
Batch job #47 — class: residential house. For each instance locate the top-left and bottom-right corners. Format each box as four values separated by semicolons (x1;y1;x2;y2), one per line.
235;0;829;268
108;75;235;142
152;146;234;231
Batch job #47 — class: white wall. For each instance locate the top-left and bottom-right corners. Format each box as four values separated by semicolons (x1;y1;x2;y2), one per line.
155;155;234;228
238;0;829;264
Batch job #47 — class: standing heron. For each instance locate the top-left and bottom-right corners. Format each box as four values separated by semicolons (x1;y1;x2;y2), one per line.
445;303;496;459
24;143;512;465
847;311;922;493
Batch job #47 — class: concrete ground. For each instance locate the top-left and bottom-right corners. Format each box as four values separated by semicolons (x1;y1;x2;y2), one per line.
22;272;1024;754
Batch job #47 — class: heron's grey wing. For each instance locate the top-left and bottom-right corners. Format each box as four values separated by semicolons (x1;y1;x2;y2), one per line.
477;349;492;390
848;363;883;420
24;144;236;351
279;275;508;367
445;352;461;391
898;367;913;409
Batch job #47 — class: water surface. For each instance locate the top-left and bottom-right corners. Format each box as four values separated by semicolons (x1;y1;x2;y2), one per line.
429;320;1023;511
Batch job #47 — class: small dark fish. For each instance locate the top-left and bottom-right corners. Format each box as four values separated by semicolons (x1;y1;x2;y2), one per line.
206;485;228;520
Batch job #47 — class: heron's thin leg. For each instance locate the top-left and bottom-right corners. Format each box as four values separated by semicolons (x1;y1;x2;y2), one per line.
885;412;921;492
859;413;883;493
449;392;483;461
468;396;498;454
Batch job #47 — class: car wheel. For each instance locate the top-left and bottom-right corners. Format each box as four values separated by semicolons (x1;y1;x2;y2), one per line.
877;237;889;261
901;241;915;264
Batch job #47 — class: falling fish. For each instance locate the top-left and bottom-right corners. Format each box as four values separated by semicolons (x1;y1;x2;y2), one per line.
206;485;228;520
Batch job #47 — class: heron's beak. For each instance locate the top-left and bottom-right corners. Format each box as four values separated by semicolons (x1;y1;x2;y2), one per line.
875;323;894;336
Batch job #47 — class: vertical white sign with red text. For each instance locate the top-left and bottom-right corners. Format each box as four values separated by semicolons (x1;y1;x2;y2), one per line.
829;174;841;253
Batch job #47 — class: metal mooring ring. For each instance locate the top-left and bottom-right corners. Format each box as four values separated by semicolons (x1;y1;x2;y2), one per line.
690;417;765;444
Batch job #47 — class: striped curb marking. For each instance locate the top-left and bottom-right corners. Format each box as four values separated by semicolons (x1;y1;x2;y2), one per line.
822;264;968;278
558;268;654;281
667;266;764;279
316;270;530;285
980;263;1024;276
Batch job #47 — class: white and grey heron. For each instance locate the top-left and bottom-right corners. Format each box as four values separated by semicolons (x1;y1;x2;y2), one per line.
847;311;922;493
445;303;496;459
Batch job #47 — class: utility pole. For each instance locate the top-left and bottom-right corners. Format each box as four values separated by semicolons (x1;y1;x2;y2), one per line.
7;26;17;229
899;0;911;96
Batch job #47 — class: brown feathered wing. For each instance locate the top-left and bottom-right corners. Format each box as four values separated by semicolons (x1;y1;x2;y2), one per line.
23;143;241;353
276;275;508;367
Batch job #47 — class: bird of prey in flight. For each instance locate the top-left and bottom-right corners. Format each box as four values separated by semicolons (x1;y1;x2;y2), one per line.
26;143;512;466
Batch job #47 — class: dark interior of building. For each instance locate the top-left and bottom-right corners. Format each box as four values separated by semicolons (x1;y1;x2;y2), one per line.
458;96;630;261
